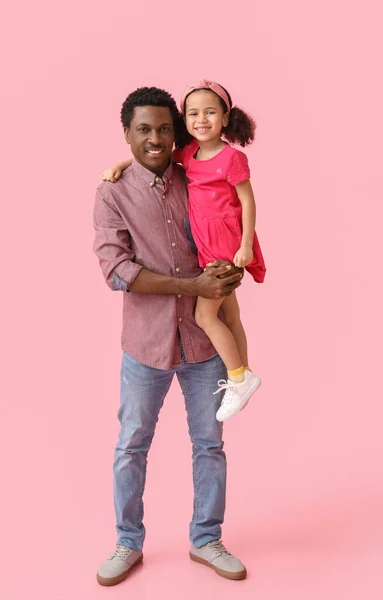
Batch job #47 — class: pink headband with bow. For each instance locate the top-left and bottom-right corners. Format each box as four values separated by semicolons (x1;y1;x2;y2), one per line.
180;79;231;113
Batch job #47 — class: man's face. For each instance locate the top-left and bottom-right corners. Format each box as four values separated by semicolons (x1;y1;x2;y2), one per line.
124;106;175;176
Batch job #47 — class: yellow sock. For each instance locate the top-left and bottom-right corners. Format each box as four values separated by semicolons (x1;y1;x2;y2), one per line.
228;365;245;382
244;365;251;371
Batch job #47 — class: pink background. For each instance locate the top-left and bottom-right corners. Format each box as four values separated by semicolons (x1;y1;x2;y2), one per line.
1;1;383;598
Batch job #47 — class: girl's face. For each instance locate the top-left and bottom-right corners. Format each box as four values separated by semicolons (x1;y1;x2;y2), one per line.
184;90;229;144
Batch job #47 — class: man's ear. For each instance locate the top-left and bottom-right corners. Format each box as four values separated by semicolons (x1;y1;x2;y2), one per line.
124;127;131;144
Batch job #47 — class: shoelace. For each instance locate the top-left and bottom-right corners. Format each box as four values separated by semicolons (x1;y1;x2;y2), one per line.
213;379;237;406
206;540;231;558
109;545;133;562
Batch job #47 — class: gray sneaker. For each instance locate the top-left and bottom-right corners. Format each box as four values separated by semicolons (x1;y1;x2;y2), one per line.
189;540;247;580
97;545;143;586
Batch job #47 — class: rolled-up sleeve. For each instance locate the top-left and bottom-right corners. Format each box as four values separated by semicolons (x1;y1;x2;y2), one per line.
93;188;143;291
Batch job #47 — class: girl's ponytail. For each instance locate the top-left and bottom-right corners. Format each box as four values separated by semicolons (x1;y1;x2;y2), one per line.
223;106;256;147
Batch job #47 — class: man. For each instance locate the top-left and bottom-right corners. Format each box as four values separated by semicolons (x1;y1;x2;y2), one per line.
93;87;247;585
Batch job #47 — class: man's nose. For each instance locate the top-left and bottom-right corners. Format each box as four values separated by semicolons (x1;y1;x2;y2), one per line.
149;130;161;145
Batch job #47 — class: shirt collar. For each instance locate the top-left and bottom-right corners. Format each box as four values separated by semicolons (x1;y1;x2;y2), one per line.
132;158;174;188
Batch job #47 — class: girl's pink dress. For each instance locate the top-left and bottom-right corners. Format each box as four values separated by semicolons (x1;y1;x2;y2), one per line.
173;139;266;283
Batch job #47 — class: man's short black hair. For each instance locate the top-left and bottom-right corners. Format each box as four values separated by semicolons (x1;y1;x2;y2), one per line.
120;87;189;147
120;87;180;128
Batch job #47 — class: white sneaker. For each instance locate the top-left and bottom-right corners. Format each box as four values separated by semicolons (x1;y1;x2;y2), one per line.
97;545;143;586
190;540;247;580
214;369;261;422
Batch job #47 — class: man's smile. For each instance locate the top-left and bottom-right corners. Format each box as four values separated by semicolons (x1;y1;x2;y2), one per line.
145;147;164;155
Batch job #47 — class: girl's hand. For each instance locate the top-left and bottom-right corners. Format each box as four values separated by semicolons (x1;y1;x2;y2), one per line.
100;167;122;182
234;246;253;268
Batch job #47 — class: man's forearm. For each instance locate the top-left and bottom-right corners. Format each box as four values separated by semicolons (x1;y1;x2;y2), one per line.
129;268;197;295
128;263;242;299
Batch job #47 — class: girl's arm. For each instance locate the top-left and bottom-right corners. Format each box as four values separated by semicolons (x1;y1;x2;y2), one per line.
233;179;256;268
101;151;181;182
100;159;132;182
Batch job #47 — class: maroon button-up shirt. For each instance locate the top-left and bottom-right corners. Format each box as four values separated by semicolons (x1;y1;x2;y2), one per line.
93;159;218;370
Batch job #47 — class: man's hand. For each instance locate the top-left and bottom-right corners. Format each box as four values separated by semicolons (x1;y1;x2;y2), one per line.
192;260;243;299
205;259;244;278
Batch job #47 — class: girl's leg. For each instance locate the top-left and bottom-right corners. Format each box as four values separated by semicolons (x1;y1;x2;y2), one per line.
221;291;249;369
195;295;261;422
194;297;242;373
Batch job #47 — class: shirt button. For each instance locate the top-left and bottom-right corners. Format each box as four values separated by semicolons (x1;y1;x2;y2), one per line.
155;177;159;183
177;294;182;298
171;242;176;247
179;317;183;322
162;194;166;200
167;219;172;224
175;267;180;273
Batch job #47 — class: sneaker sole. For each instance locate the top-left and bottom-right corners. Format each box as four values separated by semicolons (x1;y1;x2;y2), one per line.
96;554;143;586
217;377;261;422
189;552;247;580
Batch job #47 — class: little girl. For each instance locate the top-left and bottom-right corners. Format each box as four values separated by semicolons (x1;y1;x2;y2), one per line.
102;80;266;421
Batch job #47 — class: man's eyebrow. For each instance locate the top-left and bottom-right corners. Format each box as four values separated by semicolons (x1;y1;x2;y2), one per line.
136;122;173;127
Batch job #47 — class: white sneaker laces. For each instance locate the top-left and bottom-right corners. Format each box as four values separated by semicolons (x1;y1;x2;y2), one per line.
206;540;231;558
110;545;133;561
213;379;237;406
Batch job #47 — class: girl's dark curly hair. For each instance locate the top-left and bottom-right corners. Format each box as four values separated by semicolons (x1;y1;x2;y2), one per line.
180;84;256;148
120;86;186;145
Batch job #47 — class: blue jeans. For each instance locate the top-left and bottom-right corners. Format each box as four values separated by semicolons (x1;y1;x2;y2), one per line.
113;351;227;550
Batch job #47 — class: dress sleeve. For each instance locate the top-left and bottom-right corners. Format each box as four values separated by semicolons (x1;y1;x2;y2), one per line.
226;150;251;186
